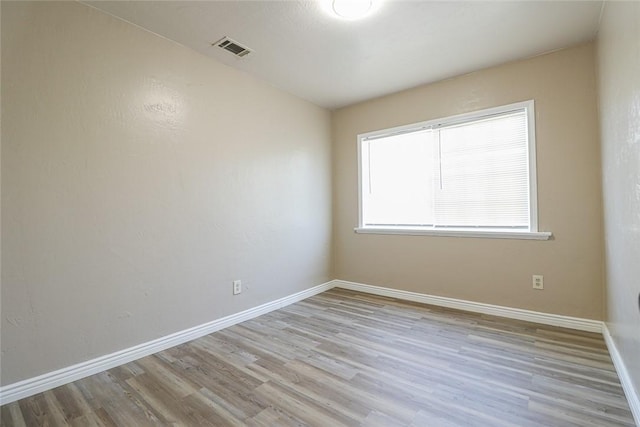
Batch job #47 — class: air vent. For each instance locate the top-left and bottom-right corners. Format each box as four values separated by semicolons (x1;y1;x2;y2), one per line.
213;36;252;58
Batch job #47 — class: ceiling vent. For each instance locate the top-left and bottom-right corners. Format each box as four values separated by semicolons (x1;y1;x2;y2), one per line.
213;36;252;58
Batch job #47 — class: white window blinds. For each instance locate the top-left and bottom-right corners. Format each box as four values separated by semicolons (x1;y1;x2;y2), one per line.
435;111;529;228
360;103;533;231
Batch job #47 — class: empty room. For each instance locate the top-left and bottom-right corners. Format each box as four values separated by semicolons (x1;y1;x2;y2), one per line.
1;0;639;426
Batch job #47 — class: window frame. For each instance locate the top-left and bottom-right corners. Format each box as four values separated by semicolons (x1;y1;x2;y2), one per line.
355;100;552;240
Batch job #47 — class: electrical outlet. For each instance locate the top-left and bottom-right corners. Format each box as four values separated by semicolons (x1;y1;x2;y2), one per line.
532;275;544;290
233;280;242;295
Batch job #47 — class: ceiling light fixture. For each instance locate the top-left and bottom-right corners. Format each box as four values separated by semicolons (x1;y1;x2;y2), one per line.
330;0;377;20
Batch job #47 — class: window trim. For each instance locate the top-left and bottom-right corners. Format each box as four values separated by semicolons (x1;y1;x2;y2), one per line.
355;100;552;240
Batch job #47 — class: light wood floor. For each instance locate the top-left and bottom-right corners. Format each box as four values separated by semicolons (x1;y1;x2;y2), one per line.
1;289;635;426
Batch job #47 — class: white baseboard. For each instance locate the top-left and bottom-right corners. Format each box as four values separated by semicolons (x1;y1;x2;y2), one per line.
0;279;611;407
603;324;640;426
332;280;603;333
0;280;334;405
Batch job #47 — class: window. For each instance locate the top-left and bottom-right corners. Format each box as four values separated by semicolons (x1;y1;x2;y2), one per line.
356;100;551;240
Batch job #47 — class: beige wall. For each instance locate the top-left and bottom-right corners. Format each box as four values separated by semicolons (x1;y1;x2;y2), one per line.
332;43;603;320
597;0;640;401
1;1;332;386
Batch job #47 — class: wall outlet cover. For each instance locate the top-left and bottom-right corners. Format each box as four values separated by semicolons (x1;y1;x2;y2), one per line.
233;280;242;295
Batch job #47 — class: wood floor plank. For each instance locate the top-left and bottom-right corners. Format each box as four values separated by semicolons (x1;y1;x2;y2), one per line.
41;391;70;425
1;402;27;427
1;289;635;426
187;388;246;427
245;406;307;427
64;384;106;427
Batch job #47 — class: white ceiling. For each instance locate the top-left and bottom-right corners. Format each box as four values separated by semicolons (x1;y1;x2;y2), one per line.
86;1;603;110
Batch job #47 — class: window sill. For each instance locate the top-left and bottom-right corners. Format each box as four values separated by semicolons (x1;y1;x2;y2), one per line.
354;227;552;240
